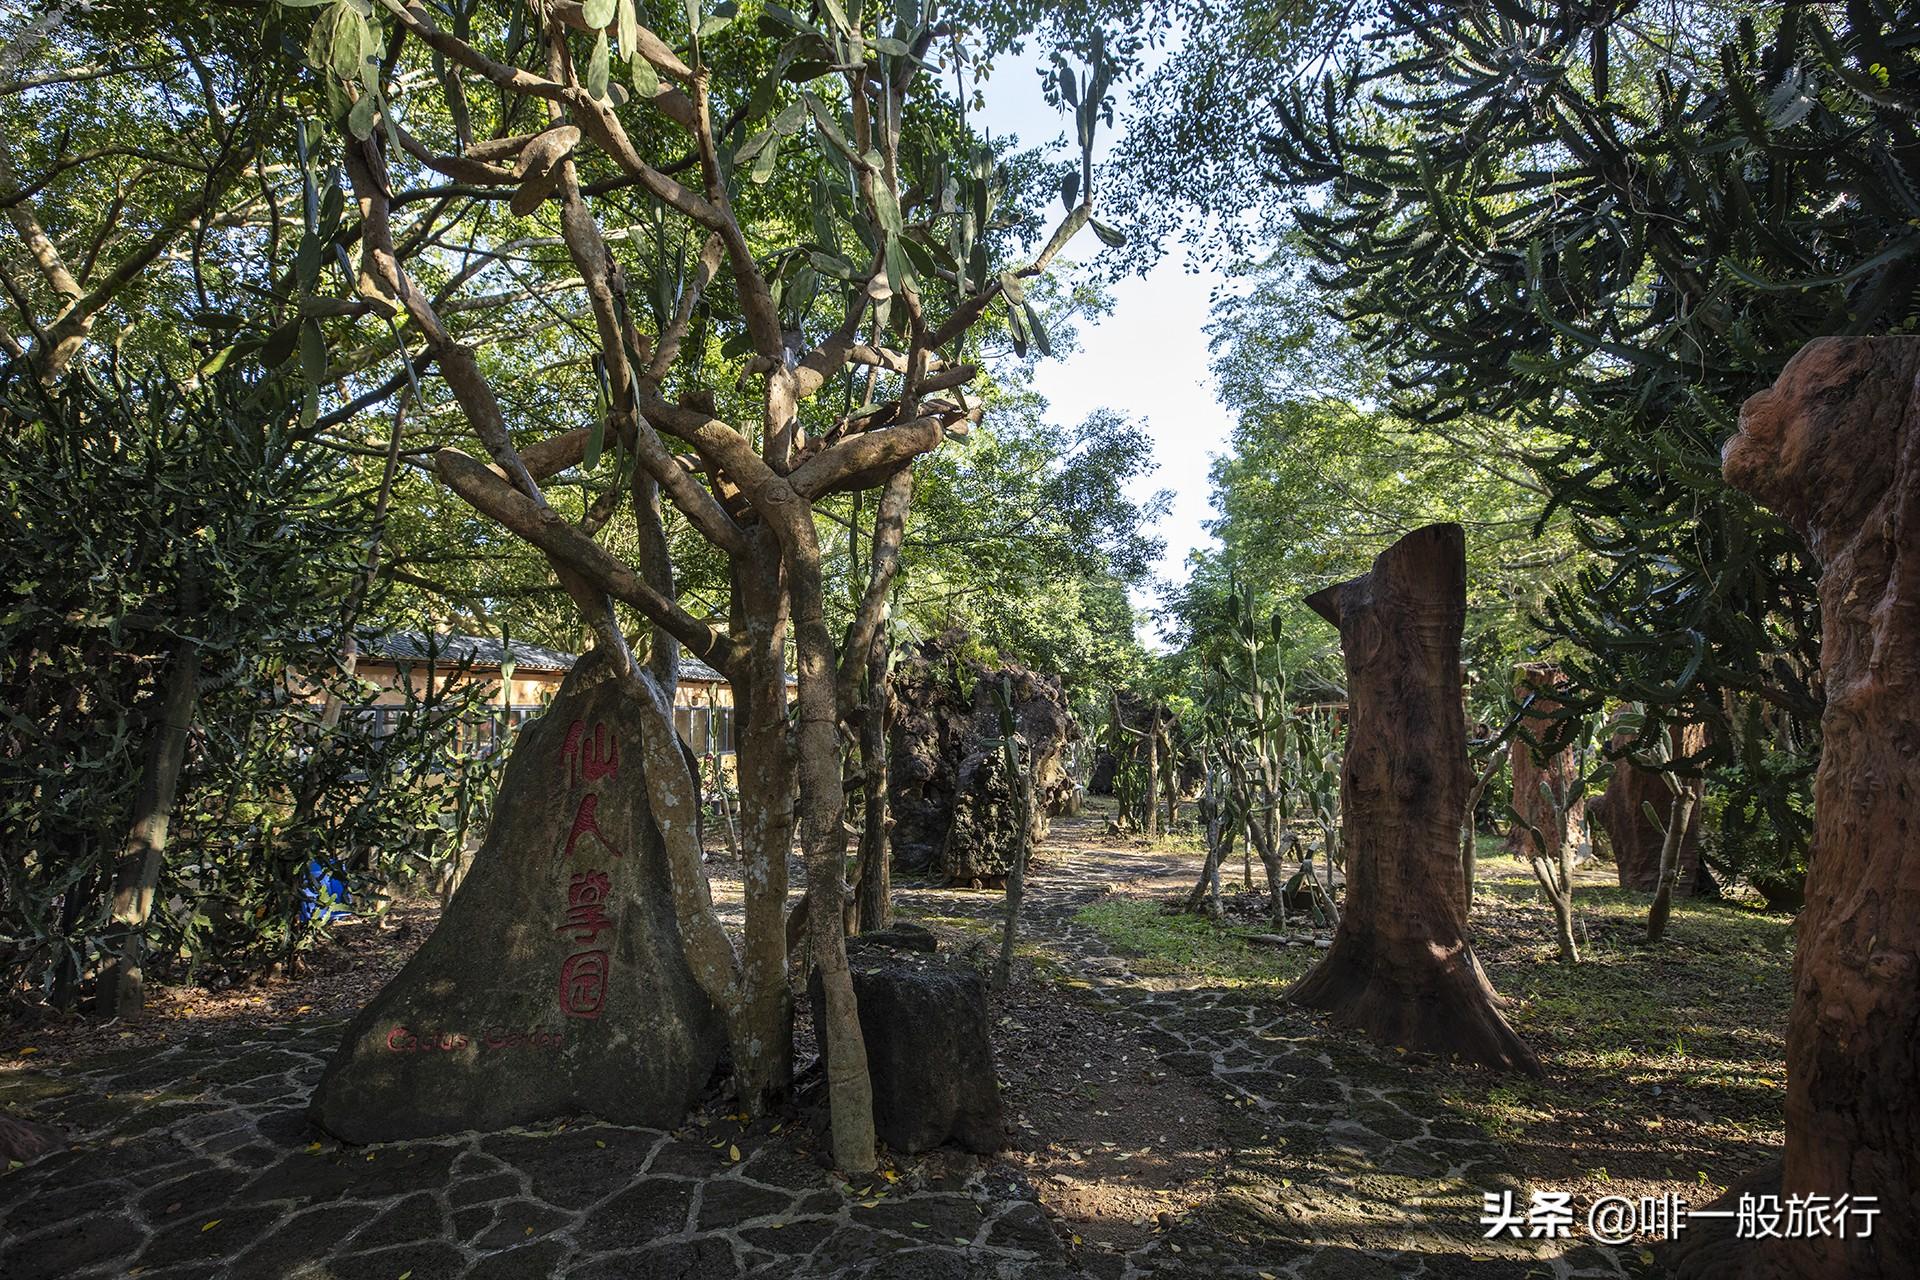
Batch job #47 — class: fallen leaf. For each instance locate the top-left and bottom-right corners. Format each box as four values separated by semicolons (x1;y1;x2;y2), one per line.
728;1144;741;1161
201;1220;221;1232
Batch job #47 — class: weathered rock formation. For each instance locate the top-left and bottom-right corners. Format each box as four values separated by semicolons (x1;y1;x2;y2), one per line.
1288;523;1540;1073
1667;337;1920;1280
309;654;725;1143
886;632;1078;884
810;946;1004;1155
1506;664;1587;861
1592;722;1714;895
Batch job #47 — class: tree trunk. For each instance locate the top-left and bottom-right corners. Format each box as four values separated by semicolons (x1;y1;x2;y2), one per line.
1161;722;1180;831
1462;753;1505;908
730;549;795;1116
1596;723;1709;893
1508;664;1584;859
786;530;877;1173
1142;717;1160;837
1671;337;1920;1279
851;628;892;934
1287;523;1539;1073
1644;785;1699;944
98;631;200;1018
993;739;1034;992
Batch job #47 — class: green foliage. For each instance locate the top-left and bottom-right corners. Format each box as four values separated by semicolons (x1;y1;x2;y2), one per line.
160;651;508;983
0;363;497;1001
1246;1;1920;878
1701;753;1813;914
895;405;1164;705
1264;0;1920;759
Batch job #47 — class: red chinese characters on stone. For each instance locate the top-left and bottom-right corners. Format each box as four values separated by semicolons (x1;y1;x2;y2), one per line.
554;719;622;1019
562;793;624;862
557;948;609;1019
556;871;614;943
560;719;618;788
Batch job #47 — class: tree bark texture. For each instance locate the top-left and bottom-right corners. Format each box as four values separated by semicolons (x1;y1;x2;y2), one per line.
1595;722;1712;894
1507;664;1585;860
786;528;877;1172
1287;523;1540;1074
1690;336;1920;1279
851;628;893;934
729;547;796;1115
99;631;199;1018
1645;786;1701;944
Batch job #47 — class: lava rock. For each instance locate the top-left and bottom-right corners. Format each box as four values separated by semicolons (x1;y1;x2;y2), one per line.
846;923;939;954
809;954;1004;1155
886;630;1078;885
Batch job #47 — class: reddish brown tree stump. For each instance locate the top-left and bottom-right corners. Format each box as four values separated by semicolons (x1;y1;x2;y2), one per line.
1593;721;1712;893
1668;337;1920;1280
1287;523;1540;1074
1507;663;1586;859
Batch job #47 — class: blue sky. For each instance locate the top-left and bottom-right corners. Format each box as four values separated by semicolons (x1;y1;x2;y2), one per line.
974;47;1237;617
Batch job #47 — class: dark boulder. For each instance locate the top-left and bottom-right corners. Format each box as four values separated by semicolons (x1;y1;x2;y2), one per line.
886;636;971;874
309;653;726;1143
809;953;1004;1155
846;923;939;954
1087;748;1117;796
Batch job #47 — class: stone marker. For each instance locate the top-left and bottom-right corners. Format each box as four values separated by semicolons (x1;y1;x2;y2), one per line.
309;653;725;1143
810;952;1004;1155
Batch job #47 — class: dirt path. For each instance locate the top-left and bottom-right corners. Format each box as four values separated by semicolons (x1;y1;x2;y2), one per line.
3;812;1639;1279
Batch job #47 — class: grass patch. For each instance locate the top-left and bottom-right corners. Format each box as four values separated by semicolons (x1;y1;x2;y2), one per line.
1073;897;1319;988
1075;849;1795;1197
1448;855;1794;1190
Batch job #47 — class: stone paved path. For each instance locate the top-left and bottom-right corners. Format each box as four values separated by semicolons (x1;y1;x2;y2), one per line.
1;1014;1069;1280
890;839;1635;1280
2;827;1632;1280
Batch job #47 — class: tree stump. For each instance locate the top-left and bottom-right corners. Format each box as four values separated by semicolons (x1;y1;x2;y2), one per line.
1287;523;1540;1073
1593;722;1712;894
1669;337;1920;1280
1506;664;1586;860
308;653;726;1143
